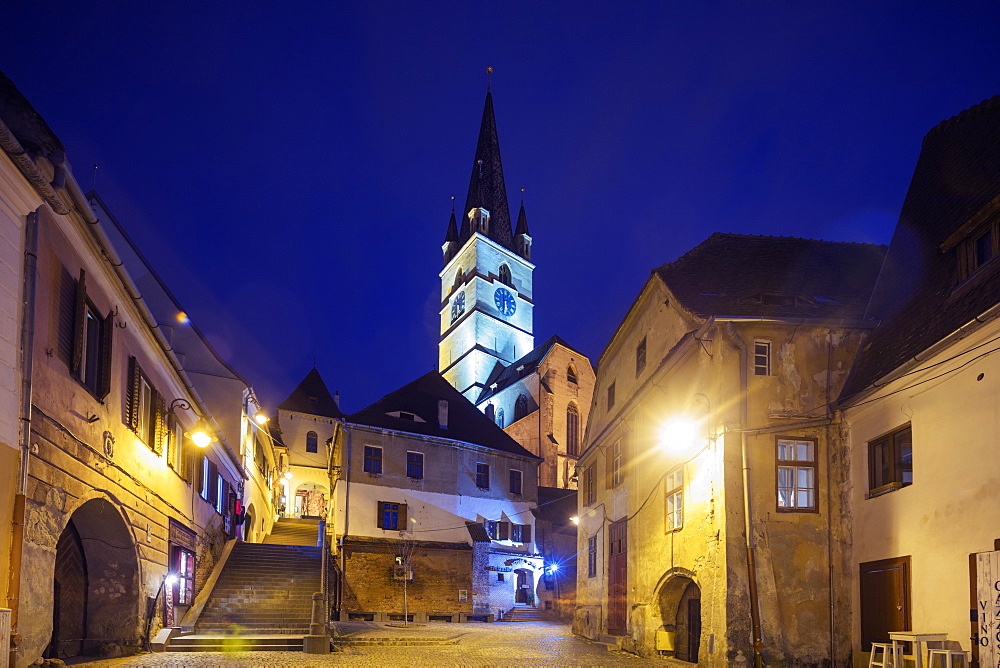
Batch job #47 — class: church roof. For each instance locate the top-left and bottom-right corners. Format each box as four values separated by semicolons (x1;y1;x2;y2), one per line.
515;202;530;237
655;233;885;321
458;91;514;250
347;371;540;460
840;95;1000;402
277;368;345;419
476;335;587;404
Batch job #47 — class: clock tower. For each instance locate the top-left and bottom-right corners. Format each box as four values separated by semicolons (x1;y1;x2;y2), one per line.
439;90;534;401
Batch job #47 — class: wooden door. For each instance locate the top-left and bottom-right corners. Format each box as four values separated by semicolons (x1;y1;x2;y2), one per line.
687;598;702;663
608;519;627;635
860;556;911;651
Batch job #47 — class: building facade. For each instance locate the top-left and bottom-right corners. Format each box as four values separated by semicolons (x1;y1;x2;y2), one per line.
575;233;884;664
839;96;1000;664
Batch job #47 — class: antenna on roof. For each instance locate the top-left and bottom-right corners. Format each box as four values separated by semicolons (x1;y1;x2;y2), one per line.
520;187;525;205
486;66;493;91
92;164;98;191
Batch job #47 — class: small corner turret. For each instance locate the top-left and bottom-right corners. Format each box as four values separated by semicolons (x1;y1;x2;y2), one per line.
515;202;531;261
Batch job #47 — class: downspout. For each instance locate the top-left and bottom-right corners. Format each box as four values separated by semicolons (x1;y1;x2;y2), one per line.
825;330;836;665
7;208;39;661
339;425;352;616
724;322;764;667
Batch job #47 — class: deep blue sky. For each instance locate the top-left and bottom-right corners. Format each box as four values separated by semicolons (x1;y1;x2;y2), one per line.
3;2;1000;413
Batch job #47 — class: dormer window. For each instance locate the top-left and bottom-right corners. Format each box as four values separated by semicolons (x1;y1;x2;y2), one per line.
468;207;490;234
962;221;999;279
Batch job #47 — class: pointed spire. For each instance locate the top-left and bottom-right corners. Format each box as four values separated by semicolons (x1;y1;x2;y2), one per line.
515;201;529;237
445;208;458;243
460;90;514;250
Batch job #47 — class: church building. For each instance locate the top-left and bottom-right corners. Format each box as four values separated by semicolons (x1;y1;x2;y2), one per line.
437;88;595;490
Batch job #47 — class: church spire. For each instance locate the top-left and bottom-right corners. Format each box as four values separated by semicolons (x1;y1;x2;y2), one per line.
460;90;514;250
442;198;459;264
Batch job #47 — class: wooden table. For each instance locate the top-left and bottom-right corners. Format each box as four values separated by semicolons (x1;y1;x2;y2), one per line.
888;632;948;668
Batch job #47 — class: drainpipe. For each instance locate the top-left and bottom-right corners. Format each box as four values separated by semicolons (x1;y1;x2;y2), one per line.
339;425;353;617
7;208;39;662
724;322;764;667
825;330;836;665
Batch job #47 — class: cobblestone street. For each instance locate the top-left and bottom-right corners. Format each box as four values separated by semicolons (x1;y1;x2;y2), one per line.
69;621;648;667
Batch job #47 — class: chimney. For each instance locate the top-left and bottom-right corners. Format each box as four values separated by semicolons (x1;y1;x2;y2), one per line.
438;400;449;429
334;391;340;408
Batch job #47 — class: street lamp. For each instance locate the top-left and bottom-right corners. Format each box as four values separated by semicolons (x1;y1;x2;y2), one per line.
660;418;698;452
253;410;269;425
168;398;215;448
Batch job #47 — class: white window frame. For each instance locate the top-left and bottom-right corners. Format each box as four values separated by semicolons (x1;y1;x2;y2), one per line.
665;467;683;531
753;340;771;376
776;438;817;511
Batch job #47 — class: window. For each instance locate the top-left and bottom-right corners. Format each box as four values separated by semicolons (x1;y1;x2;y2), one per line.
611;439;623;487
476;463;490;489
514;394;529;421
496;407;505;428
485;520;509;540
377;501;407;530
777;438;817;510
199;456;212;501
499;263;512;286
566;403;580;456
125;357;166;454
567;365;578;384
665;468;683;531
406;451;424;479
364;446;383;474
959;216;1000;280
509;469;522;495
57;267;113;398
585;463;596;505
868;425;912;494
511;523;532;544
607;381;616;410
753;341;771;376
484;404;495;422
636;336;647;376
167;413;192;481
172;546;196;605
587;535;597;578
306;431;318;453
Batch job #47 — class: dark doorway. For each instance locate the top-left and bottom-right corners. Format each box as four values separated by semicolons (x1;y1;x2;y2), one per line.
860;556;911;651
608;519;627;635
47;522;87;659
685;598;701;663
515;569;533;603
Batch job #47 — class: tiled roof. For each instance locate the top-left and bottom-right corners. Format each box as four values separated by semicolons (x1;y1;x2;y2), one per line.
840;95;1000;401
347;371;540;460
656;233;886;321
465;521;491;542
0;71;64;158
458;91;514;250
476;335;588;404
277;368;345;419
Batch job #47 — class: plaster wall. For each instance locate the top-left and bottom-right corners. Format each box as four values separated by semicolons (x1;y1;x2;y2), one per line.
844;319;1000;658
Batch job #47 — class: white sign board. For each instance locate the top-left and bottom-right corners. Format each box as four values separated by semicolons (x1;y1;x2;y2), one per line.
976;551;1000;667
0;608;9;668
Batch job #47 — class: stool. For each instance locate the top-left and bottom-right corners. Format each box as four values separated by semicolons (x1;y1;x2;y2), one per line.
869;642;899;668
927;648;970;668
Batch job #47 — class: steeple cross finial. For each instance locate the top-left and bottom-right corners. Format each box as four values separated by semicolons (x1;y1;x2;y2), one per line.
487;66;493;91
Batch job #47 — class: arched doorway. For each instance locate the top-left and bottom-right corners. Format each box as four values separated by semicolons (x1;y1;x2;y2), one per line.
514;568;535;604
47;498;140;660
294;482;328;519
243;503;255;541
657;574;702;663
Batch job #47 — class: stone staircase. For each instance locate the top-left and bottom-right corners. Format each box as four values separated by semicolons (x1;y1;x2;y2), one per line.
263;517;322;546
500;603;546;622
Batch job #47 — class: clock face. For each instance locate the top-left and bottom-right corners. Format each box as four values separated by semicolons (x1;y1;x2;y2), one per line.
450;292;466;323
494;287;516;316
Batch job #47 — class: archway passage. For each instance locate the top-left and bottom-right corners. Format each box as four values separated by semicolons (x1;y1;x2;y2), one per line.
657;575;702;663
294;482;328;518
47;498;140;659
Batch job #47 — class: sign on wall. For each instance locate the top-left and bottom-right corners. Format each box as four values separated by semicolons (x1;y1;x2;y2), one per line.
976;550;1000;666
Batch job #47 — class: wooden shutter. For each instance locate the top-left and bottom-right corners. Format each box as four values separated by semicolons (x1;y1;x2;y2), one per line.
125;356;140;431
56;266;76;364
499;521;509;540
522;524;531;543
398;503;408;528
70;269;87;377
152;391;166;455
96;310;114;399
377;501;385;529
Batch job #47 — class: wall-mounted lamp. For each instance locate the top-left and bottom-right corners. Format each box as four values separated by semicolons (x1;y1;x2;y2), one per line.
253;410;269;425
168;398;215;448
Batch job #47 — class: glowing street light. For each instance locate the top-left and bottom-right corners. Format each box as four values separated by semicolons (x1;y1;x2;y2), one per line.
660;418;698;453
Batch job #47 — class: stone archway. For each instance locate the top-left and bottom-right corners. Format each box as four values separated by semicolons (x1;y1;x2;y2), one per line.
656;572;702;663
294;482;328;518
47;497;140;659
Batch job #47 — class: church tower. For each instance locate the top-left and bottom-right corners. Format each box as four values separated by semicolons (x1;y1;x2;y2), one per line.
439;90;534;401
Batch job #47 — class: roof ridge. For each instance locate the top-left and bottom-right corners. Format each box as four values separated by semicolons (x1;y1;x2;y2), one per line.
926;94;1000;138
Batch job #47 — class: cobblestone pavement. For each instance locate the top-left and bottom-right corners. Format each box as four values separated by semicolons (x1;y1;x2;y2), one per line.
68;621;648;667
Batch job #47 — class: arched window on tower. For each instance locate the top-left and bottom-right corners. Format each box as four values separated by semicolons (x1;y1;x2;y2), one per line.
514;394;529;422
499;264;512;287
306;431;318;453
496;407;505;428
485;404;495;423
453;268;464;292
566;403;580;456
567;365;578;384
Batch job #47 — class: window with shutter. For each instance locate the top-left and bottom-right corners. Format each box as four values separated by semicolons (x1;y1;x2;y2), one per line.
59;267;113;399
125;356;165;453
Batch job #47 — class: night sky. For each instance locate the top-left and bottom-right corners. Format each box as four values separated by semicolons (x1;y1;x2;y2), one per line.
3;2;1000;414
